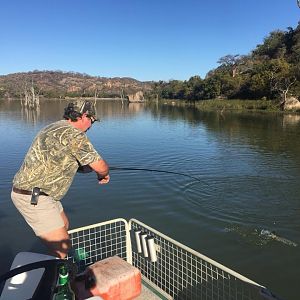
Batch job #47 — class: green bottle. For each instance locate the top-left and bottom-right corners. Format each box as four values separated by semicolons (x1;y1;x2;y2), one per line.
74;247;88;262
53;265;75;300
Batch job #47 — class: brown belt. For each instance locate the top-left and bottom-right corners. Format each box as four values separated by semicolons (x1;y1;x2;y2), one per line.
13;186;49;196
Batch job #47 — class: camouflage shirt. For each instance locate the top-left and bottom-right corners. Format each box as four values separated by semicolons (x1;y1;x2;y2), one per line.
13;120;102;200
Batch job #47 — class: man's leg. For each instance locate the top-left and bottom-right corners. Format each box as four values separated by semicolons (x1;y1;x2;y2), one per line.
39;211;71;258
39;226;71;258
60;210;70;231
12;192;71;258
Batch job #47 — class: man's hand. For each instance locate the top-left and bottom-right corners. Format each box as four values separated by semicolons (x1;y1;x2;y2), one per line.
98;174;110;184
89;159;110;185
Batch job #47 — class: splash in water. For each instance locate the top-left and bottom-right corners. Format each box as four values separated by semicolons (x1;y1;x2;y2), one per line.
259;230;297;247
224;225;297;247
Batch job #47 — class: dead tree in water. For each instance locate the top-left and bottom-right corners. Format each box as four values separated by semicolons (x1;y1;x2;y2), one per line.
94;88;98;101
21;81;40;110
120;87;125;105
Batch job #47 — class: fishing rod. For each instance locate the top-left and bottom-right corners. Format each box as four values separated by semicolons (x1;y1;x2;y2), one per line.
109;166;201;182
77;164;201;182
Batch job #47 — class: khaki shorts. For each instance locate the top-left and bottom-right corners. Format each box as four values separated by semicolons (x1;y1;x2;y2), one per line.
11;190;64;236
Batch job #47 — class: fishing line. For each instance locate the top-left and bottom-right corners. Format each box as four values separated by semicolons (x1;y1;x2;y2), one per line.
77;164;203;182
110;166;202;182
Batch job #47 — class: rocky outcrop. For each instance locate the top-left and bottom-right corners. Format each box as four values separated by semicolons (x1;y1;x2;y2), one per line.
127;91;145;102
284;97;300;111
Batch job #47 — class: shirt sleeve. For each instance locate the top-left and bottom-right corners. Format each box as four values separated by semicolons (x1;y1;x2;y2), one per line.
70;132;102;166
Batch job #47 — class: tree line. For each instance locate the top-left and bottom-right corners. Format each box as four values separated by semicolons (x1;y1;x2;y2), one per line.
1;23;299;107
147;23;300;107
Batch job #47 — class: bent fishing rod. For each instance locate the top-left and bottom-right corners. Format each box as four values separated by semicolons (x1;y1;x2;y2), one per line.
109;166;201;181
77;165;201;182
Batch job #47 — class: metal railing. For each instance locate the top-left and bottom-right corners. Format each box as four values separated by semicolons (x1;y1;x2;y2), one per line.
129;219;280;300
67;218;131;272
67;218;281;300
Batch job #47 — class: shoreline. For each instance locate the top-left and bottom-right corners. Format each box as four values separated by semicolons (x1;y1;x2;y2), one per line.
2;97;300;113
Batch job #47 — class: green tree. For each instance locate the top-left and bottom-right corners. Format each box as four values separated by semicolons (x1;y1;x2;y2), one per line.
253;30;286;59
202;77;221;99
217;54;243;77
186;76;203;100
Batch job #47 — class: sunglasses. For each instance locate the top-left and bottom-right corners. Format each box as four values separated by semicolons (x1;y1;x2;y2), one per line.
83;114;96;124
88;116;96;124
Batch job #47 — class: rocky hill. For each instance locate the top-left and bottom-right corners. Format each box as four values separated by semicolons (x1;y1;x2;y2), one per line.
0;70;153;99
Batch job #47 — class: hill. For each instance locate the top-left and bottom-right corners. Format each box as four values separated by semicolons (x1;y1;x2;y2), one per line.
149;23;300;106
0;70;153;99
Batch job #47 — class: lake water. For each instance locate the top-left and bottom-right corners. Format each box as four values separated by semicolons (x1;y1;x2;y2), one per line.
0;99;300;299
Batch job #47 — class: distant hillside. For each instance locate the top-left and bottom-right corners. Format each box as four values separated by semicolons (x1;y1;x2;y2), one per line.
148;23;300;105
0;70;153;99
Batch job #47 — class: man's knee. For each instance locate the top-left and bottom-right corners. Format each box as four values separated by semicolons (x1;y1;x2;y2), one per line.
54;240;71;258
39;227;71;258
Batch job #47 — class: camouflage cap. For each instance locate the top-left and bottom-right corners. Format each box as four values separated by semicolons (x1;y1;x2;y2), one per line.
64;100;98;121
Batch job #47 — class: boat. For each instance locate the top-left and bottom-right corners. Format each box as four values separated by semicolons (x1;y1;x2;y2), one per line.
0;218;282;300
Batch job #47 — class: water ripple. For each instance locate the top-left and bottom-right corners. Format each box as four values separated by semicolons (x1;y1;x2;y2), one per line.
182;175;297;226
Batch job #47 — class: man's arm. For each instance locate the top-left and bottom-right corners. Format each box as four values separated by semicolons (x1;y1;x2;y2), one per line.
89;159;110;184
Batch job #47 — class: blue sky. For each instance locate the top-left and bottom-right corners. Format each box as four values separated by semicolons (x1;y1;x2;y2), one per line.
0;0;299;81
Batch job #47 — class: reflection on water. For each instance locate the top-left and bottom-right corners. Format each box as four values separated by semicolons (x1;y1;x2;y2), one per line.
282;114;300;127
21;106;40;124
146;102;300;164
0;99;300;300
128;102;145;113
0;99;144;124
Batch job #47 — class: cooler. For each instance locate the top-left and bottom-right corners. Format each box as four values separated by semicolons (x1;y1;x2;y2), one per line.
74;256;142;300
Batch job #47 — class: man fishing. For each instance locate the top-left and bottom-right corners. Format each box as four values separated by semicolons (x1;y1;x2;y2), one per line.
11;100;110;258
